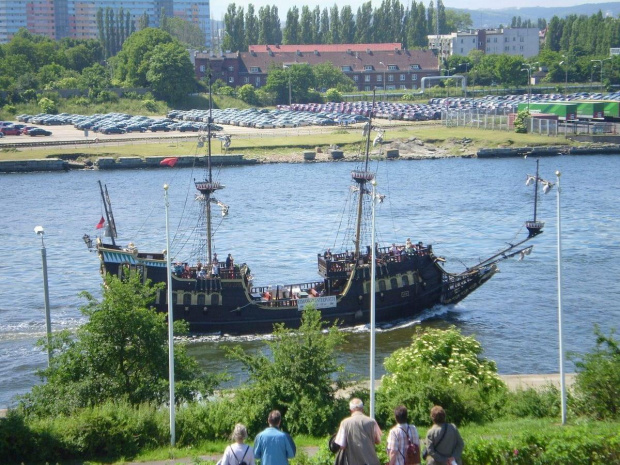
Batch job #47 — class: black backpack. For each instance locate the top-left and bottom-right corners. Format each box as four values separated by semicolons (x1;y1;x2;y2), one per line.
231;445;250;465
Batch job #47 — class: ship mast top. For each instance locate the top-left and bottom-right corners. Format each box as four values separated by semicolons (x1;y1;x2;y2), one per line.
351;92;377;257
525;158;553;238
195;74;223;265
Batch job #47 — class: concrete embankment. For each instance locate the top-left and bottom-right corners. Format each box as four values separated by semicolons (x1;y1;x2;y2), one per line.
477;144;620;158
0;154;256;173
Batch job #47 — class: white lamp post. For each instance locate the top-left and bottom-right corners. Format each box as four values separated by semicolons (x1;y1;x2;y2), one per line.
369;178;377;419
379;62;387;99
34;225;52;366
164;184;176;446
521;63;538;112
555;170;567;425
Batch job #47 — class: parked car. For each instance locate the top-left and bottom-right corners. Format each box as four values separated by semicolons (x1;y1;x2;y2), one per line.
20;126;39;135
28;128;52;136
1;126;22;135
100;126;126;135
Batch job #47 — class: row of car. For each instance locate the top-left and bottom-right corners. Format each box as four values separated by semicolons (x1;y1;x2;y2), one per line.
0;122;52;136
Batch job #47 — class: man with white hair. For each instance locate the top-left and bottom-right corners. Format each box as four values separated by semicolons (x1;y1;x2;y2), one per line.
334;398;382;465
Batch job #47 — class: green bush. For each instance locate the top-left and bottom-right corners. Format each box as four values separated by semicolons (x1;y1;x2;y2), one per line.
325;88;343;103
38;96;58;114
176;397;240;444
237;84;259;105
571;326;620;420
502;385;562;419
143;99;157;112
377;326;507;427
3;104;17;115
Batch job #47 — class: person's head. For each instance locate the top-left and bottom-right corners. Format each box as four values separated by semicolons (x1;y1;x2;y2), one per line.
268;409;282;427
430;405;446;425
231;423;248;442
394;405;408;424
349;398;364;412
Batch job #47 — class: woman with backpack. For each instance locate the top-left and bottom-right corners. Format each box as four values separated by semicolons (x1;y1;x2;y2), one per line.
218;423;255;465
387;405;421;465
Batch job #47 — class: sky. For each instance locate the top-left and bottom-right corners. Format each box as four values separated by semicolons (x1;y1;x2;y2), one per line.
209;0;604;20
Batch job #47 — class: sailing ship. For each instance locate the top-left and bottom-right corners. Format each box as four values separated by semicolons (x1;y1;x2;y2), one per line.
84;92;545;335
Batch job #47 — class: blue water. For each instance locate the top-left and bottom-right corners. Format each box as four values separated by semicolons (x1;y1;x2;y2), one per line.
1;155;619;408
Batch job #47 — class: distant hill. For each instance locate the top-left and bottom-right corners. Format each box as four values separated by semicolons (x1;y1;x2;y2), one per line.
457;2;620;29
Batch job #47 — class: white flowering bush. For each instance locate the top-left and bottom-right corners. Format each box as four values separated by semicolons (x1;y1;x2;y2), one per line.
377;326;508;426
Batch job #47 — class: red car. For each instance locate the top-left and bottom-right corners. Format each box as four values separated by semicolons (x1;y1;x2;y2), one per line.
1;126;22;136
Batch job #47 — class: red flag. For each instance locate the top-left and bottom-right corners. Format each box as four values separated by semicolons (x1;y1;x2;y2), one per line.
96;216;105;229
160;157;179;167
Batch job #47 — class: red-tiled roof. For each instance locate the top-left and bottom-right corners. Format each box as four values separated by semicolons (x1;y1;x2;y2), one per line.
240;48;438;72
249;43;402;53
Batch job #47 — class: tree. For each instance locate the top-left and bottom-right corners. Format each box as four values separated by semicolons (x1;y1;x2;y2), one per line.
237;83;259;105
312;61;356;92
245;4;259;48
283;7;300;45
18;274;220;417
146;42;196;102
113;27;174;86
377;326;507;427
572;326;620;420
266;63;316;104
226;306;349;436
79;63;110;97
164;17;207;48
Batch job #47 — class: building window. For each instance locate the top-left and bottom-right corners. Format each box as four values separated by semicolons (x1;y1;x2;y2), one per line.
364;65;373;71
376;74;382;82
342;66;353;71
460;48;463;53
409;64;421;70
505;46;509;51
244;77;249;83
400;84;406;90
364;85;371;91
364;74;371;82
402;275;409;286
487;38;490;43
494;37;497;42
388;74;394;82
412;74;418;81
520;37;524;42
199;65;205;72
228;76;234;83
388;65;397;70
353;75;359;81
400;74;405;81
250;66;259;72
255;77;260;86
228;66;234;71
390;278;398;289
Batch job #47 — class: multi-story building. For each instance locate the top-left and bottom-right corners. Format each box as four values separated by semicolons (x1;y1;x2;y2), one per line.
195;43;439;91
1;0;211;47
428;27;539;59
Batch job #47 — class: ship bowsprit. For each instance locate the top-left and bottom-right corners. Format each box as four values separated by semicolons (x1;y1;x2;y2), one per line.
439;264;498;305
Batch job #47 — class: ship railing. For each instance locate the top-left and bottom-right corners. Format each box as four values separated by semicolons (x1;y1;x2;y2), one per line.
251;281;326;308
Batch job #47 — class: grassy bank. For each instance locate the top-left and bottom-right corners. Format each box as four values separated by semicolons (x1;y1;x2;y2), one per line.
0;125;571;163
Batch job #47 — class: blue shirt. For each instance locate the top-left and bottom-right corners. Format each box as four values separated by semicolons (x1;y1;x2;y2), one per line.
253;426;295;465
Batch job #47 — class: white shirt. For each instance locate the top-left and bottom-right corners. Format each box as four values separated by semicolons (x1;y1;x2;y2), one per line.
387;423;420;465
220;443;255;465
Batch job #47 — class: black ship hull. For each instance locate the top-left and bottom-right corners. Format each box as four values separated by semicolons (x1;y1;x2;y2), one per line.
97;240;497;335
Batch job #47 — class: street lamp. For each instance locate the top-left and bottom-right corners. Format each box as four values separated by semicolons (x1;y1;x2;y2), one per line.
559;59;568;89
591;58;611;91
379;61;387;99
521;62;538;111
555;170;567;426
34;225;52;366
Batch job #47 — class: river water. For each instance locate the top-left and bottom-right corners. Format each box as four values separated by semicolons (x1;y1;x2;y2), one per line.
1;155;619;409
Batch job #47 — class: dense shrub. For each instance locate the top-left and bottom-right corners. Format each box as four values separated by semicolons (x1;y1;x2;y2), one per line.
38;96;58;114
571;326;620;420
502;385;563;419
237;84;259;105
143;98;157;112
376;326;508;427
226;306;350;437
325;88;343;103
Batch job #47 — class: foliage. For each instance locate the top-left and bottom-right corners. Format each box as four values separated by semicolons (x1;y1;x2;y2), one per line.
571;326;620;420
237;84;259;105
17;274;220;418
176;397;241;444
143;98;157;112
501;385;562;419
3;104;17;115
325;88;343;103
312;62;356;93
226;306;350;436
377;326;507;427
162;17;206;48
78;63;110;98
266;63;317;105
38;96;57;114
146;41;196;102
514;109;529;133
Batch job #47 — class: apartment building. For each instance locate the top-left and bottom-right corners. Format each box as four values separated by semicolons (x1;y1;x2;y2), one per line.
428;27;539;59
1;0;211;47
195;43;439;91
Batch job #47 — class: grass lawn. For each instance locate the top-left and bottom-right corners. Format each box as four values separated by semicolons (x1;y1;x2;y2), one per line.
0;125;571;163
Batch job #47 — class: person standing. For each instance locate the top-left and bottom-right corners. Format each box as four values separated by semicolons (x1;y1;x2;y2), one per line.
424;406;464;465
219;424;255;465
254;410;296;465
334;398;382;465
387;405;420;465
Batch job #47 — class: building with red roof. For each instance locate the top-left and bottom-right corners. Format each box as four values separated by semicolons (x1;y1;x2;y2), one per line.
195;43;440;91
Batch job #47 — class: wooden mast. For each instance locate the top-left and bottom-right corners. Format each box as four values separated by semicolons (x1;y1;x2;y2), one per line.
353;92;376;257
